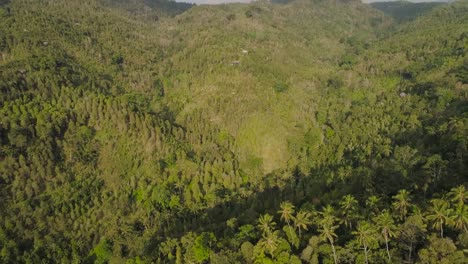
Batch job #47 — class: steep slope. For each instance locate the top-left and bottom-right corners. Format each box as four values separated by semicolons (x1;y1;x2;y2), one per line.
0;0;467;263
0;0;389;262
162;0;388;172
311;0;468;194
0;1;234;262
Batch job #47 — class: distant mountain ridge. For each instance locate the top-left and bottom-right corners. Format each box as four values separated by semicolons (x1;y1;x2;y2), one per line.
370;0;447;22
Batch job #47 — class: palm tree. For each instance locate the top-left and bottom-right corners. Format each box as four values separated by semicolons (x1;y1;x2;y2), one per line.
353;221;378;264
318;220;338;264
257;230;280;257
426;199;452;238
450;204;468;232
340;194;358;229
392;190;411;220
449;185;467;206
318;211;339;264
373;210;397;262
366;195;381;216
294;210;311;238
278;201;295;231
320;204;336;226
258;214;276;235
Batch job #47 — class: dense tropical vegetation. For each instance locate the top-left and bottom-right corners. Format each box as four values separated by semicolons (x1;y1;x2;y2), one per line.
0;0;467;263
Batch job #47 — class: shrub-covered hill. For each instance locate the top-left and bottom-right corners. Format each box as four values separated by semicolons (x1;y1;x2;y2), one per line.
0;0;467;263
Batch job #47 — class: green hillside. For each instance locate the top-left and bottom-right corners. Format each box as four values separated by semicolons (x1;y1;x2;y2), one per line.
163;0;388;173
0;0;467;263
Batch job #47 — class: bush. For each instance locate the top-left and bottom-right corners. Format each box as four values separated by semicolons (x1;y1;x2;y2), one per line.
273;82;288;93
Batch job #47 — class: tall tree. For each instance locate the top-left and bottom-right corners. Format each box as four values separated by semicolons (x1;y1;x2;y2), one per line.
373;210;397;262
294;210;311;238
365;195;381;216
320;205;336;226
340;194;358;229
392;190;411;221
352;221;378;264
449;185;467;206
449;204;468;233
278;201;295;227
318;215;339;264
278;201;296;238
257;214;276;236
399;215;427;263
256;230;280;258
426;199;452;238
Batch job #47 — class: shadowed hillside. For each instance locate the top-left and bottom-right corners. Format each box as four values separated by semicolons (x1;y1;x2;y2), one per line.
370;0;446;22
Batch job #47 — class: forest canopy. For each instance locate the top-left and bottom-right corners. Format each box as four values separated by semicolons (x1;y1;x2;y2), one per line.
0;0;467;263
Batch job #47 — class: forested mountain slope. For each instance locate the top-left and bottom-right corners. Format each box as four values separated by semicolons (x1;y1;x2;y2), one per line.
370;1;446;22
0;0;467;263
161;0;388;173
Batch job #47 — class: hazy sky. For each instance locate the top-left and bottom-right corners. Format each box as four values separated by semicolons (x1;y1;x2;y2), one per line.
176;0;450;5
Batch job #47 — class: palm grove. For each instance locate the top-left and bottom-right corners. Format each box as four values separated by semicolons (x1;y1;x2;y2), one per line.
0;0;467;263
